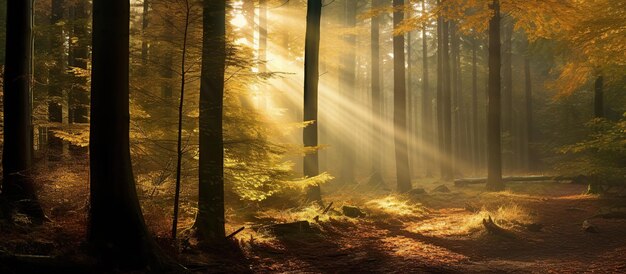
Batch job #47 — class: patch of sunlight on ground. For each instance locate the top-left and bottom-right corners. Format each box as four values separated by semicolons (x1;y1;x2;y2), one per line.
406;204;533;237
365;195;428;218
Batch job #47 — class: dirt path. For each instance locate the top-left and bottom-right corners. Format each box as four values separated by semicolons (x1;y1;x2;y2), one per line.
245;184;626;273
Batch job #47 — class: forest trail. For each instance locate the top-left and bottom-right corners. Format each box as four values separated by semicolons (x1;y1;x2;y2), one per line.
244;183;626;273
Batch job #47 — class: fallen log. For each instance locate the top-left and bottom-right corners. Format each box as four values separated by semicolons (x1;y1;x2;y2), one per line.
454;175;571;187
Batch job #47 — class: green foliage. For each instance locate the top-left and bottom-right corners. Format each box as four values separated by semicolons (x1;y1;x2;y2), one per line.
557;115;626;185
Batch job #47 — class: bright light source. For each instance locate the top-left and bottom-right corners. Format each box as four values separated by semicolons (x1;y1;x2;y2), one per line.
231;13;247;29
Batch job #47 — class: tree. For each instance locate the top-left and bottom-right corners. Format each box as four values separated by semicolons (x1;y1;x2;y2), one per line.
441;7;452;180
89;0;176;270
369;0;384;185
303;0;322;202
2;0;45;222
194;0;227;242
486;0;504;191
420;0;433;177
171;0;192;240
393;0;411;192
471;36;480;174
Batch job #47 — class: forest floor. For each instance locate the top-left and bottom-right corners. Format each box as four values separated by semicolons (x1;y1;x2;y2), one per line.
239;180;626;273
1;160;626;273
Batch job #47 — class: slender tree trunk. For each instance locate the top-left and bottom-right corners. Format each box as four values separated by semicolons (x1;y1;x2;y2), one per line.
471;37;479;174
172;0;191;240
436;1;444;179
369;0;384;184
304;0;323;202
486;0;504;191
259;0;267;74
502;19;513;171
89;0;170;269
2;0;44;221
523;55;532;172
442;17;452;180
195;0;227;242
450;20;459;176
393;0;411;192
421;0;432;177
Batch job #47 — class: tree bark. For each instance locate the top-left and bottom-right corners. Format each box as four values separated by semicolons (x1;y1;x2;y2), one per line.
369;0;384;184
486;0;504;191
501;19;513;170
421;0;432;177
471;37;479;174
393;0;411;192
304;0;322;202
2;0;44;221
89;0;169;269
523;55;532;171
195;0;227;242
441;16;452;180
436;2;444;180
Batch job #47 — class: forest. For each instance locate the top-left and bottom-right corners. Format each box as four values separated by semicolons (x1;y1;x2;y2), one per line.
0;0;625;273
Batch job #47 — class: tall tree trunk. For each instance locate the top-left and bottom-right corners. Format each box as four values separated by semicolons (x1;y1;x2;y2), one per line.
393;0;411;192
172;0;191;240
450;20;459;176
195;0;227;242
436;2;444;179
523;55;532;172
486;0;504;191
501;19;513;171
471;37;479;174
441;17;452;180
421;0;432;177
89;0;170;269
259;0;267;74
2;0;44;221
304;0;322;202
369;0;384;184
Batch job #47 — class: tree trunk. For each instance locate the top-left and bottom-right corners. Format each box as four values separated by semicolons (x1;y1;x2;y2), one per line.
523;55;532;172
369;0;384;184
89;0;169;269
450;20;459;176
471;37;479;174
421;0;432;177
172;0;191;241
486;0;504;191
501;19;513;171
2;0;44;222
304;0;322;202
442;17;452;180
436;2;444;179
195;0;227;242
393;0;411;192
